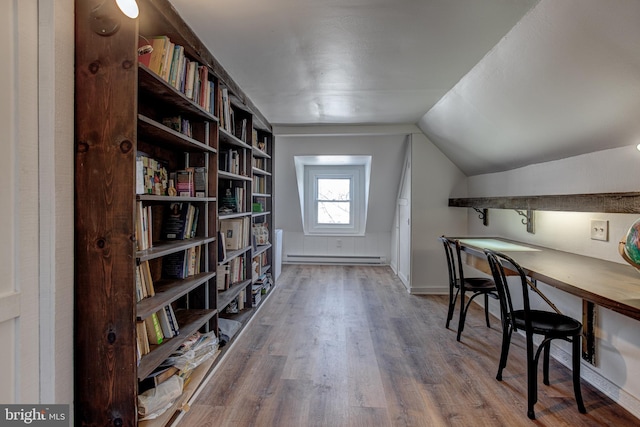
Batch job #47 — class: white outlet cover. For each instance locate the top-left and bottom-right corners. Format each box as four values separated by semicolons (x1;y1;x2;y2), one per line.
591;219;609;241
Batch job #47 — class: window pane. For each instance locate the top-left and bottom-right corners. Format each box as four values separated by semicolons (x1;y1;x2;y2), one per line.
317;178;350;201
317;201;350;224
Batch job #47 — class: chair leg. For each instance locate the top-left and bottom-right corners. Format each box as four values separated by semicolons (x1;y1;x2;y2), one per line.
484;293;491;327
456;291;466;341
527;336;538;420
543;340;551;386
446;289;458;329
572;336;587;414
496;325;512;381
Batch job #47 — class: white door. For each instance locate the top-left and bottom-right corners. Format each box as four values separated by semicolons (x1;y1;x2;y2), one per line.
396;141;411;288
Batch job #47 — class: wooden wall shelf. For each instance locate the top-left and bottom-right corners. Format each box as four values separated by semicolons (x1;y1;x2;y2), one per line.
449;192;640;214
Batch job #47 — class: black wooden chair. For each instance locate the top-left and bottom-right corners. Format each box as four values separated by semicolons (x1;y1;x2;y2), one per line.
484;249;586;420
438;236;497;341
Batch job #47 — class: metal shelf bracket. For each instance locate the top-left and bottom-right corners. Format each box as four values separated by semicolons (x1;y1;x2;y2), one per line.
515;209;535;234
472;208;489;226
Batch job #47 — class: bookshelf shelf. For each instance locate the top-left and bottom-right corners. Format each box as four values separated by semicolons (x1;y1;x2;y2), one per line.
138;308;217;380
136;272;216;320
138;65;218;122
218;170;252;181
218;279;253;310
252;148;270;159
252;211;271;219
75;0;275;424
138;194;217;203
253;244;272;257
219;128;252;149
138;114;216;153
252;167;271;176
136;237;216;263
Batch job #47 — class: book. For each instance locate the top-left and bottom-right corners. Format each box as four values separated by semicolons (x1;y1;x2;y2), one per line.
194;167;207;198
220;218;244;251
160;40;174;82
162;250;187;279
144;313;163;346
148;36;169;76
138;365;179;394
161;203;190;240
217;264;230;290
217;230;227;262
136;157;145;194
185;60;197;99
140;260;155;297
229;256;245;284
190;207;199;238
135;265;145;301
136;321;150;356
186;246;198;277
220;187;237;212
175;169;194;197
164;304;179;336
157;308;175;339
221;87;231;132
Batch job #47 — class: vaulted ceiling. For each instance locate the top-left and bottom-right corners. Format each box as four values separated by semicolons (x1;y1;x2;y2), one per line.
169;0;640;176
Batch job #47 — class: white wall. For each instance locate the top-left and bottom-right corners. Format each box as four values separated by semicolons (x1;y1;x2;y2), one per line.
0;0;74;407
408;133;468;294
40;0;75;405
273;128;409;263
465;145;640;417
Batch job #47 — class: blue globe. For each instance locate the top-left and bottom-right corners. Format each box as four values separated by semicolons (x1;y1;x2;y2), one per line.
621;218;640;269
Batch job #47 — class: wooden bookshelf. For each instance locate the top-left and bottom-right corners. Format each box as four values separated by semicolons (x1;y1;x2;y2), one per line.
74;0;275;425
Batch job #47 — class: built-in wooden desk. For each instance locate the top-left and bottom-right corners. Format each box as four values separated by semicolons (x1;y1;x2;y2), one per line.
445;237;640;363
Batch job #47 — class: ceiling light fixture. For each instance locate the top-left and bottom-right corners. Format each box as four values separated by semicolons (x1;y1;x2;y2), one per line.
116;0;139;19
90;0;139;36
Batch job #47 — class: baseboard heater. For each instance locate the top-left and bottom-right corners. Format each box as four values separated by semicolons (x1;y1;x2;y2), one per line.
284;254;386;265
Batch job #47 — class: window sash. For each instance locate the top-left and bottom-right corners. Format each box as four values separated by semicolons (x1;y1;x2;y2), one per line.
304;166;363;235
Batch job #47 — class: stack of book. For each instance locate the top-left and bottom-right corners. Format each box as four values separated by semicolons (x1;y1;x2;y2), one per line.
162;247;201;279
161;203;199;240
135;261;155;302
136;304;180;360
162;116;193;137
136;152;168;195
135;202;154;251
140;36;215;115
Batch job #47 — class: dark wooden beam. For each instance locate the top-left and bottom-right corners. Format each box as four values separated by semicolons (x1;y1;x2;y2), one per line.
75;0;138;424
449;192;640;213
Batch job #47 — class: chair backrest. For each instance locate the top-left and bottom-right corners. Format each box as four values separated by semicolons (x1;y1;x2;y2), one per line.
438;236;465;290
484;249;532;333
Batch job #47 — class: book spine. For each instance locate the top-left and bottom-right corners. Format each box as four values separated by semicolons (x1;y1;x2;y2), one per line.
144;313;163;345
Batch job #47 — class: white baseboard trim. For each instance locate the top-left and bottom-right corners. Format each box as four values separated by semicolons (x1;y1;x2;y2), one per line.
550;344;640;419
284;254;387;265
409;287;447;295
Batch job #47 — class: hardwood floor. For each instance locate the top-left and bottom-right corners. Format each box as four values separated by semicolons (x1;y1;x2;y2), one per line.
178;265;639;426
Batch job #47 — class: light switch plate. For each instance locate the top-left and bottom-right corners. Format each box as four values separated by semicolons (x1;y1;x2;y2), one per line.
591;219;609;241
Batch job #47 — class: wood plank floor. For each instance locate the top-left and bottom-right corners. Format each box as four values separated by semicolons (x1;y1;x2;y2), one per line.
178;265;639;426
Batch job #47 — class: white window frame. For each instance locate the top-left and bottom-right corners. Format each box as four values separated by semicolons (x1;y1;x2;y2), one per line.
294;155;371;236
304;165;366;236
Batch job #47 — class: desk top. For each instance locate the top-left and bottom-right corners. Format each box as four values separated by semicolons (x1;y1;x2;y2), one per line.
448;237;640;322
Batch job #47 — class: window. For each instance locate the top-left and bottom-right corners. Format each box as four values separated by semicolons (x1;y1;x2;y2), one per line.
316;177;351;225
294;156;371;236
